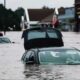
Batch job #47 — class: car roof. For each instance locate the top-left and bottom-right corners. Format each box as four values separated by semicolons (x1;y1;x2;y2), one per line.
22;27;63;39
26;27;61;32
31;47;77;51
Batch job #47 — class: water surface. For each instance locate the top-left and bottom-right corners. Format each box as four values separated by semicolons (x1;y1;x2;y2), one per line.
0;32;80;80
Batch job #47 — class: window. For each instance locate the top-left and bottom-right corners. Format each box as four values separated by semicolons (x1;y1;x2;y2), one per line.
47;31;58;38
0;38;11;43
39;49;80;64
28;30;59;40
28;31;46;40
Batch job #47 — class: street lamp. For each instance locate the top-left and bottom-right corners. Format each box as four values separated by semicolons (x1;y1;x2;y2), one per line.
3;0;6;35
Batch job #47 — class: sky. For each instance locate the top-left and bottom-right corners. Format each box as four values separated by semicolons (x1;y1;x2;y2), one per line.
0;0;74;11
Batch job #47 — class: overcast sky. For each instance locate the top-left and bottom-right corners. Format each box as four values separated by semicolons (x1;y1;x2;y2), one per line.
0;0;74;11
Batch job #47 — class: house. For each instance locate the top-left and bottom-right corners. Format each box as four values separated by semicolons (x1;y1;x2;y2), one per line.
75;0;80;31
21;7;75;31
21;8;55;29
58;7;75;31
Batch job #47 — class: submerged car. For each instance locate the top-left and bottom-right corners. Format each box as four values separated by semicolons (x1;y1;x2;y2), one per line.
0;37;11;43
22;27;64;50
21;47;80;65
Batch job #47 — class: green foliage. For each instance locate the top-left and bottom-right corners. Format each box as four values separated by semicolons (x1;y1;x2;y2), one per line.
0;4;25;31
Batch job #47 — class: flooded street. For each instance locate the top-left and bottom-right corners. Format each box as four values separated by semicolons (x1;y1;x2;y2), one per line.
0;31;80;80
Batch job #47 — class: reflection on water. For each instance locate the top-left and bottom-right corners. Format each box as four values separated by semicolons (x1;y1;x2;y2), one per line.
23;64;64;80
23;64;80;80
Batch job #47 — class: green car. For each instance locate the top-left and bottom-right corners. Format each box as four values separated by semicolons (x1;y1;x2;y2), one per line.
21;47;80;65
0;37;11;43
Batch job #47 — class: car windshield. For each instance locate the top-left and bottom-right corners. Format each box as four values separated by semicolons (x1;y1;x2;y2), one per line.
39;49;80;65
28;30;58;40
0;37;11;43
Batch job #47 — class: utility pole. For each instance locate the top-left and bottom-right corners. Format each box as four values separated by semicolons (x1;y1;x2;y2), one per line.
4;0;6;8
24;9;30;29
22;0;30;29
3;0;6;35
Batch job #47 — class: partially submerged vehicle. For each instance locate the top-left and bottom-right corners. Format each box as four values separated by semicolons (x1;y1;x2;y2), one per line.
22;27;64;50
0;37;11;43
0;37;15;44
21;47;80;65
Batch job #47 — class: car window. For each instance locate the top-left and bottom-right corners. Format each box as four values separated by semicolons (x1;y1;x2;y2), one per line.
47;31;58;38
38;49;80;65
28;30;59;40
47;29;62;38
0;37;11;43
28;31;46;40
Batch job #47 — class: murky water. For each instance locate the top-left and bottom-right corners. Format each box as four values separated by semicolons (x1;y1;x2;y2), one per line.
0;31;80;80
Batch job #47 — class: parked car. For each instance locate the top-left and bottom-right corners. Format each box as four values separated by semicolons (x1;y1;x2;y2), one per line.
22;27;64;50
0;37;11;43
21;47;80;65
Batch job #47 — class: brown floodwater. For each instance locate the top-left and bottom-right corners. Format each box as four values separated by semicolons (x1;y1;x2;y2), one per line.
0;32;80;80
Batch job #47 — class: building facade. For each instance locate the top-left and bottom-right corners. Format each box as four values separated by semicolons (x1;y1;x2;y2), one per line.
21;7;75;31
58;7;75;31
75;0;80;31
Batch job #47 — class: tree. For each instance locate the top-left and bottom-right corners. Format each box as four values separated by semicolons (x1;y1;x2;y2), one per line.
0;4;25;31
14;7;25;30
0;4;6;31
